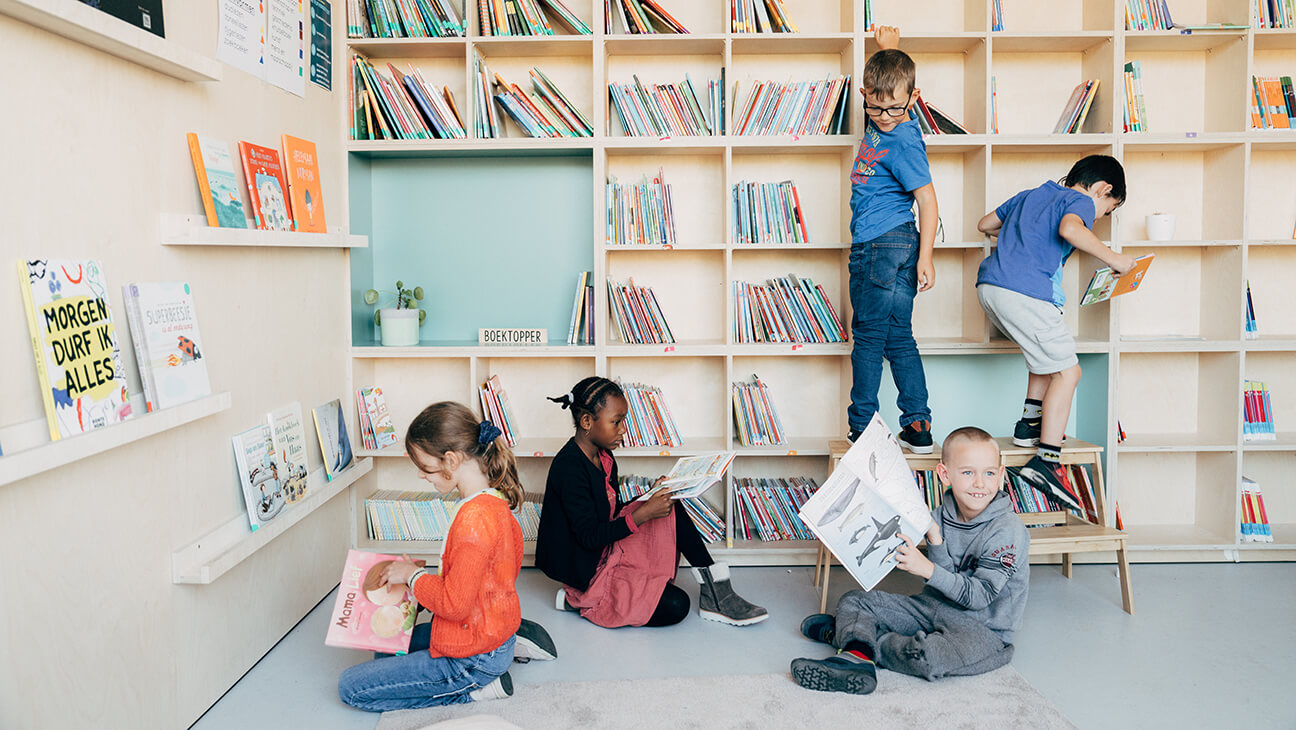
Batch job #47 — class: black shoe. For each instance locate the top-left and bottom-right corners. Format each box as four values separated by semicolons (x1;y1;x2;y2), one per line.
898;421;934;454
513;618;557;663
1012;417;1041;447
847;429;862;443
800;613;835;645
1018;455;1082;511
790;655;877;694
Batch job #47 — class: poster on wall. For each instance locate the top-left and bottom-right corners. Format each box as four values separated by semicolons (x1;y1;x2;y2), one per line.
267;0;306;97
216;0;264;79
310;0;332;91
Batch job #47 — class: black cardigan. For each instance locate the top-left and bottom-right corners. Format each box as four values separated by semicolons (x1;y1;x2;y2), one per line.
534;437;635;591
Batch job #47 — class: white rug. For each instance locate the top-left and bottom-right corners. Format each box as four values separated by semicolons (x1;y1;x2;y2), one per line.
375;667;1075;730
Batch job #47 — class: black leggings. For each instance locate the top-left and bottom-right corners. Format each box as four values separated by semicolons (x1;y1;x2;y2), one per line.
644;503;715;627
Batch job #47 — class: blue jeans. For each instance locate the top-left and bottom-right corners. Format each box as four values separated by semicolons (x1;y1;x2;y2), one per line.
847;222;931;431
337;623;516;712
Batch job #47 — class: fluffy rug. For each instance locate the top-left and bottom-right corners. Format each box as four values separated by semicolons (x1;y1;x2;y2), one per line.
375;667;1075;730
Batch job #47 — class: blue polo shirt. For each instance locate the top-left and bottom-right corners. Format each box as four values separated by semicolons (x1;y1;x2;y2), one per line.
849;119;931;244
977;181;1096;307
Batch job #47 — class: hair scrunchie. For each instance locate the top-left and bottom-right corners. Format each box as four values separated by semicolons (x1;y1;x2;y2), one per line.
478;420;502;448
548;391;576;410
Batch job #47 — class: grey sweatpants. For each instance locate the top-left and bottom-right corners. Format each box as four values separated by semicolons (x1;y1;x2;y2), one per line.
834;589;1013;681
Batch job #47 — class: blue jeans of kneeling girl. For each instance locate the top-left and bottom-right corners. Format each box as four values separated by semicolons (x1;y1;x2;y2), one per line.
847;221;931;431
338;623;515;712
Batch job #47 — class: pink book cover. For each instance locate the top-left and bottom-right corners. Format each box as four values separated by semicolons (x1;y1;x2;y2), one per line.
325;550;419;654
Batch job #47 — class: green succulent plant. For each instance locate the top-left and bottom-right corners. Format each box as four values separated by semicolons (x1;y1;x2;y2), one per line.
364;280;427;327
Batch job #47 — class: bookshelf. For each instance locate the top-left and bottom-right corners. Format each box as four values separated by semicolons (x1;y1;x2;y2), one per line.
343;0;1296;564
158;214;370;249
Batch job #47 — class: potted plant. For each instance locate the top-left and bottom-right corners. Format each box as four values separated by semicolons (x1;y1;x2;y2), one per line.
364;280;425;347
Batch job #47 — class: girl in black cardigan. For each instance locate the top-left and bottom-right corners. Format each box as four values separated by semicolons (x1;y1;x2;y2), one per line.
535;377;767;627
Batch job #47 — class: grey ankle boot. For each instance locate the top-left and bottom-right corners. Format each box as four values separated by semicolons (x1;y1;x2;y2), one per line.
692;563;769;626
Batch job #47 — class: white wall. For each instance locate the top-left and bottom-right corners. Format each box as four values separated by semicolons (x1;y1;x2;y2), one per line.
0;3;355;727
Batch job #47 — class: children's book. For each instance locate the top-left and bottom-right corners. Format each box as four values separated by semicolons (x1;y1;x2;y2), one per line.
1080;254;1155;306
636;451;738;500
268;403;311;503
122;282;211;411
359;387;400;450
232;423;286;530
281;134;327;233
237;141;294;231
17;259;133;441
325;550;419;654
186;133;248;229
312;399;355;481
797;413;933;591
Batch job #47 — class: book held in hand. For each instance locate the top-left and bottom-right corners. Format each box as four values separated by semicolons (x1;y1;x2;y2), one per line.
637;451;738;501
325;550;419;654
1080;254;1155;306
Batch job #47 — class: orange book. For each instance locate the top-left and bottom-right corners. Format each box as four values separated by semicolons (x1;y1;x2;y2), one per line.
281;135;327;233
1263;77;1289;128
1079;254;1155;306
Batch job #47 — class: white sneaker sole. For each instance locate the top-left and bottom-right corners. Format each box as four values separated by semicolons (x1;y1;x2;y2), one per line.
900;442;934;454
1012;436;1040;447
554;588;567;612
699;609;770;626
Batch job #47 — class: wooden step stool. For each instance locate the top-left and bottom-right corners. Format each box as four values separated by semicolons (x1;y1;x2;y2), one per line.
813;437;1134;614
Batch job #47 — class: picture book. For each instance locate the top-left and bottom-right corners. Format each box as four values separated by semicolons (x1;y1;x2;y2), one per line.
281;134;327;233
1080;254;1155;306
637;451;738;500
325;550;418;654
186;133;248;229
268;403;310;503
17;259;133;441
232;423;287;530
359;387;400;450
312;399;355;481
237;141;294;231
122;282;211;411
797;413;932;591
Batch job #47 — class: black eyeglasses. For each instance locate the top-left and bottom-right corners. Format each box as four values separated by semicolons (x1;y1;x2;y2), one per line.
864;92;913;118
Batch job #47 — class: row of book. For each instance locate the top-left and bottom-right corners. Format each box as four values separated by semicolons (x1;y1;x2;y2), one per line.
605;0;689;34
347;0;466;37
567;271;596;345
352;53;467;140
607;278;676;344
1243;380;1277;441
731;180;809;245
907;96;970;135
607;172;677;246
1125;0;1174;30
1005;464;1101;524
357;386;400;450
1246;281;1258;339
188;133;324;232
366;490;544;541
992;0;1004;32
479;375;519;447
733;477;821;541
1122;61;1149;133
732;374;786;447
1256;0;1296;28
479;0;591;35
618;475;724;542
729;0;798;33
732;276;847;344
1053;80;1101;134
1240;477;1275;542
619;380;683;447
1251;75;1295;129
733;76;851;136
609;74;725;137
473;57;594;138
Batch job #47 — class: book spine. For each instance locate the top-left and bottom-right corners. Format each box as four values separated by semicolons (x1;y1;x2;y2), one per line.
17;261;61;441
122;285;157;414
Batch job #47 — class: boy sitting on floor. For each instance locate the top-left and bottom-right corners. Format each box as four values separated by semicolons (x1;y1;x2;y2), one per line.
791;427;1029;693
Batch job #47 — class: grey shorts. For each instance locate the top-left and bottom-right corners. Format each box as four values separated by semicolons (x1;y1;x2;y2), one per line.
977;283;1078;374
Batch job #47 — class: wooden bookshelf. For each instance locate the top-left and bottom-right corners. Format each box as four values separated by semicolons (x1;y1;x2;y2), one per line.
341;1;1296;564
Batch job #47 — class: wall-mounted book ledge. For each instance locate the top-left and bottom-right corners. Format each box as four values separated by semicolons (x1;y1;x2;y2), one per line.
171;457;373;584
0;392;232;487
160;215;369;249
0;0;221;82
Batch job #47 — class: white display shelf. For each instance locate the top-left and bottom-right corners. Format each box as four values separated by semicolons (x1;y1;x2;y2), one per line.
0;392;231;487
159;215;368;249
0;0;220;82
171;458;373;584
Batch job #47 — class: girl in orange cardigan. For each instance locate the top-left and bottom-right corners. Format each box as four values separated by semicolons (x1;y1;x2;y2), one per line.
338;402;548;711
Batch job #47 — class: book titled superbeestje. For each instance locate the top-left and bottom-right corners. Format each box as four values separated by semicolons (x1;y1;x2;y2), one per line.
268;403;310;503
122;282;211;412
232;423;286;530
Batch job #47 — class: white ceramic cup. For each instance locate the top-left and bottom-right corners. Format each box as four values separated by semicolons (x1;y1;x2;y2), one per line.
1145;213;1176;241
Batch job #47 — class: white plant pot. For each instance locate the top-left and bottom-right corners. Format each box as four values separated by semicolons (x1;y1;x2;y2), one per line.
1145;213;1176;242
379;308;420;347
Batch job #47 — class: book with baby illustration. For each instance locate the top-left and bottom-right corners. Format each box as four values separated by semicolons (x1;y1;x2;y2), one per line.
1080;254;1155;306
637;451;738;500
325;550;418;655
797;413;932;591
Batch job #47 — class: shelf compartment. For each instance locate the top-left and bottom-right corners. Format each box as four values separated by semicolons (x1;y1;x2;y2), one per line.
469;0;594;36
347;138;596;157
729;248;847;344
907;39;989;135
739;0;852;35
1117;351;1241;445
1120;146;1246;241
1253;28;1296;50
1122;38;1248;134
997;0;1116;32
475;356;597;444
731;356;845;447
729;34;852;55
606;249;725;343
990;32;1114;52
728;44;854;137
1244;247;1296;338
1113;451;1239;547
730;148;850;244
472;36;595;57
604;48;724;137
159;214;368;248
1241;452;1295;545
913;248;987;343
607;151;723;246
352;343;596;357
987;147;1115;241
352;358;472;444
1246;147;1296;242
1123;30;1245;52
864;0;986;33
606;356;728;444
928;146;989;243
990;41;1115;135
346;37;468;59
1244;351;1296;439
475;49;593;140
1117;244;1242;340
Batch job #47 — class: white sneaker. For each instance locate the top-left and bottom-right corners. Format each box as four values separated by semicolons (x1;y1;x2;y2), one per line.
469;672;514;702
555;587;567;611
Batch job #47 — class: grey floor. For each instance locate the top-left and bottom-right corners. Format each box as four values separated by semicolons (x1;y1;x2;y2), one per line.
192;563;1296;730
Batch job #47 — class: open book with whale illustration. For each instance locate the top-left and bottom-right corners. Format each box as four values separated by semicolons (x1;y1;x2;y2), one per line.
798;414;932;590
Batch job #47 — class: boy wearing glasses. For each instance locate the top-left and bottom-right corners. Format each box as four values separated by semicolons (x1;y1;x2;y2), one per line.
846;29;939;452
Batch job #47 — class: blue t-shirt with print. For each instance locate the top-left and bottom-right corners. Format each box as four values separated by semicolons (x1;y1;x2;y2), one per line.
849;118;932;244
977;181;1097;307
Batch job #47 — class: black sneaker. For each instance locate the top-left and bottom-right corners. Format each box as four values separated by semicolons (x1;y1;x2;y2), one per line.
898;421;934;454
790;655;877;694
847;429;862;443
1012;417;1041;447
800;613;835;645
513;618;557;663
1018;455;1082;511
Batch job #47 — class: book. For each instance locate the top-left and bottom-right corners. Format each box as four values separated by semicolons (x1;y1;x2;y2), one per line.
313;399;355;481
478;375;518;446
186;134;248;229
619;475;723;541
1245;281;1259;339
325;550;419;654
797;413;933;590
366;491;543;540
1079;254;1155;306
1243;381;1277;441
77;0;165;37
607;277;676;344
732;476;821;541
607;171;677;246
618;380;682;447
634;451;738;501
359;386;401;450
17;259;133;441
268;403;311;503
732;374;786;446
121;282;210;412
731;180;809;244
1052;79;1100;134
232;423;287;530
237;141;294;231
281;135;327;233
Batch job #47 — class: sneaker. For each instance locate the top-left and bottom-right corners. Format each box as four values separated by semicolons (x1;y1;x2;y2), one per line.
554;588;578;613
1018;455;1082;511
693;565;769;626
800;613;835;645
1012;417;1041;447
790;655;877;695
469;672;514;702
898;421;934;454
847;429;862;443
513;618;557;663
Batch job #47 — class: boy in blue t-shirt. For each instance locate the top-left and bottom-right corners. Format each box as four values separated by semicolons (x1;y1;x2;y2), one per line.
846;28;940;453
975;155;1135;508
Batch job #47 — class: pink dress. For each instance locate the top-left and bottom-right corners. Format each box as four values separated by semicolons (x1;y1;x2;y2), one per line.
563;451;679;627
